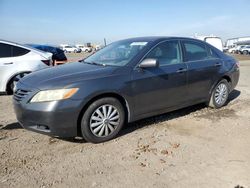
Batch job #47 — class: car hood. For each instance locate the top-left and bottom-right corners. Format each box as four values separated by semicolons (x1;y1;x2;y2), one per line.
20;62;119;90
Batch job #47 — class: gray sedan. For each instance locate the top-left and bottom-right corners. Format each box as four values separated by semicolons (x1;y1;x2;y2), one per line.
13;37;239;143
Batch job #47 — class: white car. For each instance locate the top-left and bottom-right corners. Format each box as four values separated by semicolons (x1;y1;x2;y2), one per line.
75;44;92;53
240;45;250;55
194;35;223;51
228;46;237;53
0;40;53;94
62;45;81;53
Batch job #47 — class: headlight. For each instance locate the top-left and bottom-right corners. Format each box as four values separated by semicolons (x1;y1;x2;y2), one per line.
30;88;79;103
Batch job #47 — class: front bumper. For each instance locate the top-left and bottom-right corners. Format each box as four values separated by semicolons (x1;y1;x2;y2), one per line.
12;83;82;138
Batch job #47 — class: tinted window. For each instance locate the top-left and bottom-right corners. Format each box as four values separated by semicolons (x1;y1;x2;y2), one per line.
146;41;181;66
12;46;30;57
0;43;30;58
0;43;12;58
208;47;219;58
183;41;208;61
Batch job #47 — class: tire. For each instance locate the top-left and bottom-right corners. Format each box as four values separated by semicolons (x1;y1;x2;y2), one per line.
209;79;230;108
7;73;28;95
81;97;125;143
243;50;248;55
74;50;77;53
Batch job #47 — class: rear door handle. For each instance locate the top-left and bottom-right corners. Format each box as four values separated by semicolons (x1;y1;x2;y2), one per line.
214;62;222;67
4;62;13;65
176;68;187;73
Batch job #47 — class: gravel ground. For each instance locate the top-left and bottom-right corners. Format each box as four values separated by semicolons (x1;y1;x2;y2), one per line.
0;60;250;188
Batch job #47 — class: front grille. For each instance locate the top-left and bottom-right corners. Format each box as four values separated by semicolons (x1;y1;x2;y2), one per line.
13;89;31;102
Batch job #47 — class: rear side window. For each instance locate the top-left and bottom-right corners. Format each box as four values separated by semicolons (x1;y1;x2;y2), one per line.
183;41;208;61
208;47;219;58
0;43;30;58
146;40;181;66
0;43;12;58
12;46;30;57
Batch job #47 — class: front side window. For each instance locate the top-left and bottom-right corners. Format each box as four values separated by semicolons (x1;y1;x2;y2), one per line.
183;41;208;61
145;40;181;66
84;40;149;66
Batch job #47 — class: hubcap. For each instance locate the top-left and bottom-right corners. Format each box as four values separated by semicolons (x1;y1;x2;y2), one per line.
214;83;228;105
90;105;120;137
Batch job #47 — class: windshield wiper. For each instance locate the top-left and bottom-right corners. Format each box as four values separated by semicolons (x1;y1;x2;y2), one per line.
83;61;107;66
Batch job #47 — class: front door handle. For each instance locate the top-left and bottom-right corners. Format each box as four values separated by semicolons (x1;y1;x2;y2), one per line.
214;62;222;67
176;68;187;73
4;62;13;65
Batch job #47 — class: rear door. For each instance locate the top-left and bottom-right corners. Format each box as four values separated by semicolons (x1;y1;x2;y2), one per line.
181;40;222;102
131;40;188;116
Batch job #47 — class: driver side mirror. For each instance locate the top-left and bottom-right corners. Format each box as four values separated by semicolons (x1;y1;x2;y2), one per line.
139;58;159;68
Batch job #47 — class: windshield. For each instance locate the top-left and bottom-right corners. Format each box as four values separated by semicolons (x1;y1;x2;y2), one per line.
84;40;149;66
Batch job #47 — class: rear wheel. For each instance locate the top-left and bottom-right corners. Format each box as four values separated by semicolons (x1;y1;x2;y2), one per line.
209;79;230;108
81;97;125;143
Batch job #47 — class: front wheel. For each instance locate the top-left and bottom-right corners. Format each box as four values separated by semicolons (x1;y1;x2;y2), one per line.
81;97;125;143
209;79;230;108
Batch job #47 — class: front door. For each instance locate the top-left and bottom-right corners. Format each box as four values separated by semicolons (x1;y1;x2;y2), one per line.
131;40;188;116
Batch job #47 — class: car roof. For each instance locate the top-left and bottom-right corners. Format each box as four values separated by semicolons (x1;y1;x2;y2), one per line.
119;36;200;42
0;39;50;55
28;44;59;48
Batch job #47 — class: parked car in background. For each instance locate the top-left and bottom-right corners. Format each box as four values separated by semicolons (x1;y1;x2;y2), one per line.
28;44;67;65
235;45;246;54
195;35;223;51
75;44;92;53
62;45;81;53
228;46;237;53
240;45;250;55
13;37;239;143
94;45;103;51
0;40;52;94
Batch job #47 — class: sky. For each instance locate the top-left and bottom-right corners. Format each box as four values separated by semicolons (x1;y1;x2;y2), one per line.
0;0;250;45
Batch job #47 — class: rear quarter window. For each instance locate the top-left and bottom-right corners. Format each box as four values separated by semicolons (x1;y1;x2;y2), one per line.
183;41;208;61
12;46;30;57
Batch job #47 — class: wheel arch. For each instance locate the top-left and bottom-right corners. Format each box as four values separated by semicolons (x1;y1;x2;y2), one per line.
6;71;32;94
76;92;130;137
208;75;232;99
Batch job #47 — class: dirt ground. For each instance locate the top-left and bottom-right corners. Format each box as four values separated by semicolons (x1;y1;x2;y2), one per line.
1;59;250;188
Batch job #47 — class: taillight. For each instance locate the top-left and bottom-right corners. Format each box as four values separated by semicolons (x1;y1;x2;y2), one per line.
41;60;50;66
236;61;240;68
